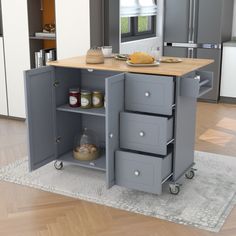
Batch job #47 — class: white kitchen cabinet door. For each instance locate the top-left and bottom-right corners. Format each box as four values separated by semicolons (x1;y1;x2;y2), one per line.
55;0;91;59
1;0;30;118
220;46;236;98
0;37;8;116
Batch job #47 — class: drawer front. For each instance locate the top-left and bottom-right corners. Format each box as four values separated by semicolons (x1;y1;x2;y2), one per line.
120;112;173;155
125;73;174;115
115;151;172;194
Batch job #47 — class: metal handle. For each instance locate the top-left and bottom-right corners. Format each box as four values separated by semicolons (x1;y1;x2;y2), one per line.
188;0;193;42
134;170;140;176
139;131;145;137
187;48;194;58
192;0;197;42
145;92;150;97
109;133;114;139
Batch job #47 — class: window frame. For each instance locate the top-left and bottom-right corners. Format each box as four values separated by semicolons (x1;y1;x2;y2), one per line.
121;15;156;42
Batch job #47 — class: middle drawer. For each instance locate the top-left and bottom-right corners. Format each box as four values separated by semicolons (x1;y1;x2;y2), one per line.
120;112;173;156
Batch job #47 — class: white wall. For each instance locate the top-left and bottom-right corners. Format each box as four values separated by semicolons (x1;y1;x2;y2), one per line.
233;0;236;37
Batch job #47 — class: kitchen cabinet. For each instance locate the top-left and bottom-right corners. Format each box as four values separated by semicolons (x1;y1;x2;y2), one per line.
24;56;213;195
220;41;236;102
0;37;8;116
1;0;30;118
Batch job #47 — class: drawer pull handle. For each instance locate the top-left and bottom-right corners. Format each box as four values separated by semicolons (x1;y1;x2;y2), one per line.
139;131;145;137
145;92;150;97
109;133;114;139
134;170;140;176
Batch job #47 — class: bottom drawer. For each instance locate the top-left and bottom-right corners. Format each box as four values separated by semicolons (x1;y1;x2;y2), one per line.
115;151;172;194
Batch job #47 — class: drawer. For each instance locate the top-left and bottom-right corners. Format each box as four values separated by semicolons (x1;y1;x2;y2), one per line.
180;71;213;98
125;73;174;115
115;150;172;194
120;112;173;156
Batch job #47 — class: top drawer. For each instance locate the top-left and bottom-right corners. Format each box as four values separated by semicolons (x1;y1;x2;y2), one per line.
125;73;174;116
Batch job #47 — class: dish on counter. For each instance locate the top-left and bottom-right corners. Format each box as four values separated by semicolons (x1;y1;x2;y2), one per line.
126;60;160;67
114;54;129;61
160;58;182;63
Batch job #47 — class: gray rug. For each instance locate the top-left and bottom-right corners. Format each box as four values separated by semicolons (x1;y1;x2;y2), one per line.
0;151;235;232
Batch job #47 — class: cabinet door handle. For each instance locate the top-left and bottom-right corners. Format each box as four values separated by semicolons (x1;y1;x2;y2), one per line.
109;133;114;139
145;92;150;97
134;170;140;176
139;131;145;137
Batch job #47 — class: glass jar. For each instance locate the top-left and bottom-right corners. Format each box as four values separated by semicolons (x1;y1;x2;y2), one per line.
73;128;100;161
92;91;104;108
81;90;92;109
69;88;80;107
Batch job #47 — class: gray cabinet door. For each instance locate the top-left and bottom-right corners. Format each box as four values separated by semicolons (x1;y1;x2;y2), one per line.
164;0;190;43
196;0;222;44
24;66;56;171
105;73;125;188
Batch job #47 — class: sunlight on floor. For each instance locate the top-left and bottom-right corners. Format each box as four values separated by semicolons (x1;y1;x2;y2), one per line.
199;128;235;147
216;117;236;132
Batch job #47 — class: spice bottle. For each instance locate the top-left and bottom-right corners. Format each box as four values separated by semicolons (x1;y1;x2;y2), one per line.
81;90;92;109
92;91;104;108
69;88;80;107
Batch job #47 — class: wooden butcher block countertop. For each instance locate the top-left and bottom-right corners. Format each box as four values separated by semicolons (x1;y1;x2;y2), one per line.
48;56;214;77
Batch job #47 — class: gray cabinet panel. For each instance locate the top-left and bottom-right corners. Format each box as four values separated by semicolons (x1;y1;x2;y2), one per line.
164;47;188;58
105;73;125;188
115;151;172;194
196;48;221;101
24;66;56;171
197;0;222;44
125;73;174;116
120;112;173;156
164;0;190;43
180;71;213;98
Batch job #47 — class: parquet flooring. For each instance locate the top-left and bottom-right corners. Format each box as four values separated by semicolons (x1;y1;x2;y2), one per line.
0;102;236;236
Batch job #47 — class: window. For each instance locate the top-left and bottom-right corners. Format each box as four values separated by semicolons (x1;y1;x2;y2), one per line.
120;0;157;42
121;16;156;42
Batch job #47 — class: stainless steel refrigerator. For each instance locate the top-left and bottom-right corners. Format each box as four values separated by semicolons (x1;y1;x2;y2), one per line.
163;0;234;102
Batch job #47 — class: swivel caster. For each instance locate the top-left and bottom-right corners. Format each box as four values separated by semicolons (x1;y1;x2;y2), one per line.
169;184;180;195
54;161;63;170
185;169;195;179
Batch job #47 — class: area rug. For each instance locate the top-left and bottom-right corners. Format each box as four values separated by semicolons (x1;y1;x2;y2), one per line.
0;151;235;232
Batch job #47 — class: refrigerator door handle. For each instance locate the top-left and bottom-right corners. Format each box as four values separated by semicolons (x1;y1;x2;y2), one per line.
188;48;194;58
188;0;194;43
192;0;197;42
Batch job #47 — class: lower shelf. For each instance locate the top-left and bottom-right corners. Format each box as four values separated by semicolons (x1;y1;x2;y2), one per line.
58;150;106;172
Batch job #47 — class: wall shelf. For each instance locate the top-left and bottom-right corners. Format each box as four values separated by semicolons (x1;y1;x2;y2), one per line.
30;36;56;41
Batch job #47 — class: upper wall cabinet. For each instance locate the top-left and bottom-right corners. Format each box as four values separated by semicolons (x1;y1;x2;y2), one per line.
1;0;31;119
55;0;90;59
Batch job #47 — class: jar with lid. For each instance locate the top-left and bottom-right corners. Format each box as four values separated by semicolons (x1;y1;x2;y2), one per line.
92;91;104;108
81;90;92;109
69;88;80;107
73;128;100;161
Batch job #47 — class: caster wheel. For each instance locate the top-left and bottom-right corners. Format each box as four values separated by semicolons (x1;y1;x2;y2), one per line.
169;185;180;195
185;169;195;179
54;161;63;170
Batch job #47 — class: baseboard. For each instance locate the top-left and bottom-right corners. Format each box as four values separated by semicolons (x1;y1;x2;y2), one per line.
219;97;236;104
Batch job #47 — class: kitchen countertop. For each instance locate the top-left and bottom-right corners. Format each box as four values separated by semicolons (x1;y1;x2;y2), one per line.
48;56;213;77
223;40;236;47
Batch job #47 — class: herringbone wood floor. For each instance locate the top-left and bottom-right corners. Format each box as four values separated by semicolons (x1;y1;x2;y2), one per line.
0;102;236;236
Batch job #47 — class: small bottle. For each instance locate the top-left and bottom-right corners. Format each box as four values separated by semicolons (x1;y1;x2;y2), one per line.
69;88;80;107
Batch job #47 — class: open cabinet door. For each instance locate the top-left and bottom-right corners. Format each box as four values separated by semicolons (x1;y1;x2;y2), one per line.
105;73;125;188
24;66;56;171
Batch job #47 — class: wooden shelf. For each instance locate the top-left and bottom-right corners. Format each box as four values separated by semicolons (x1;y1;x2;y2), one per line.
58;150;106;171
30;36;56;41
57;104;106;117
